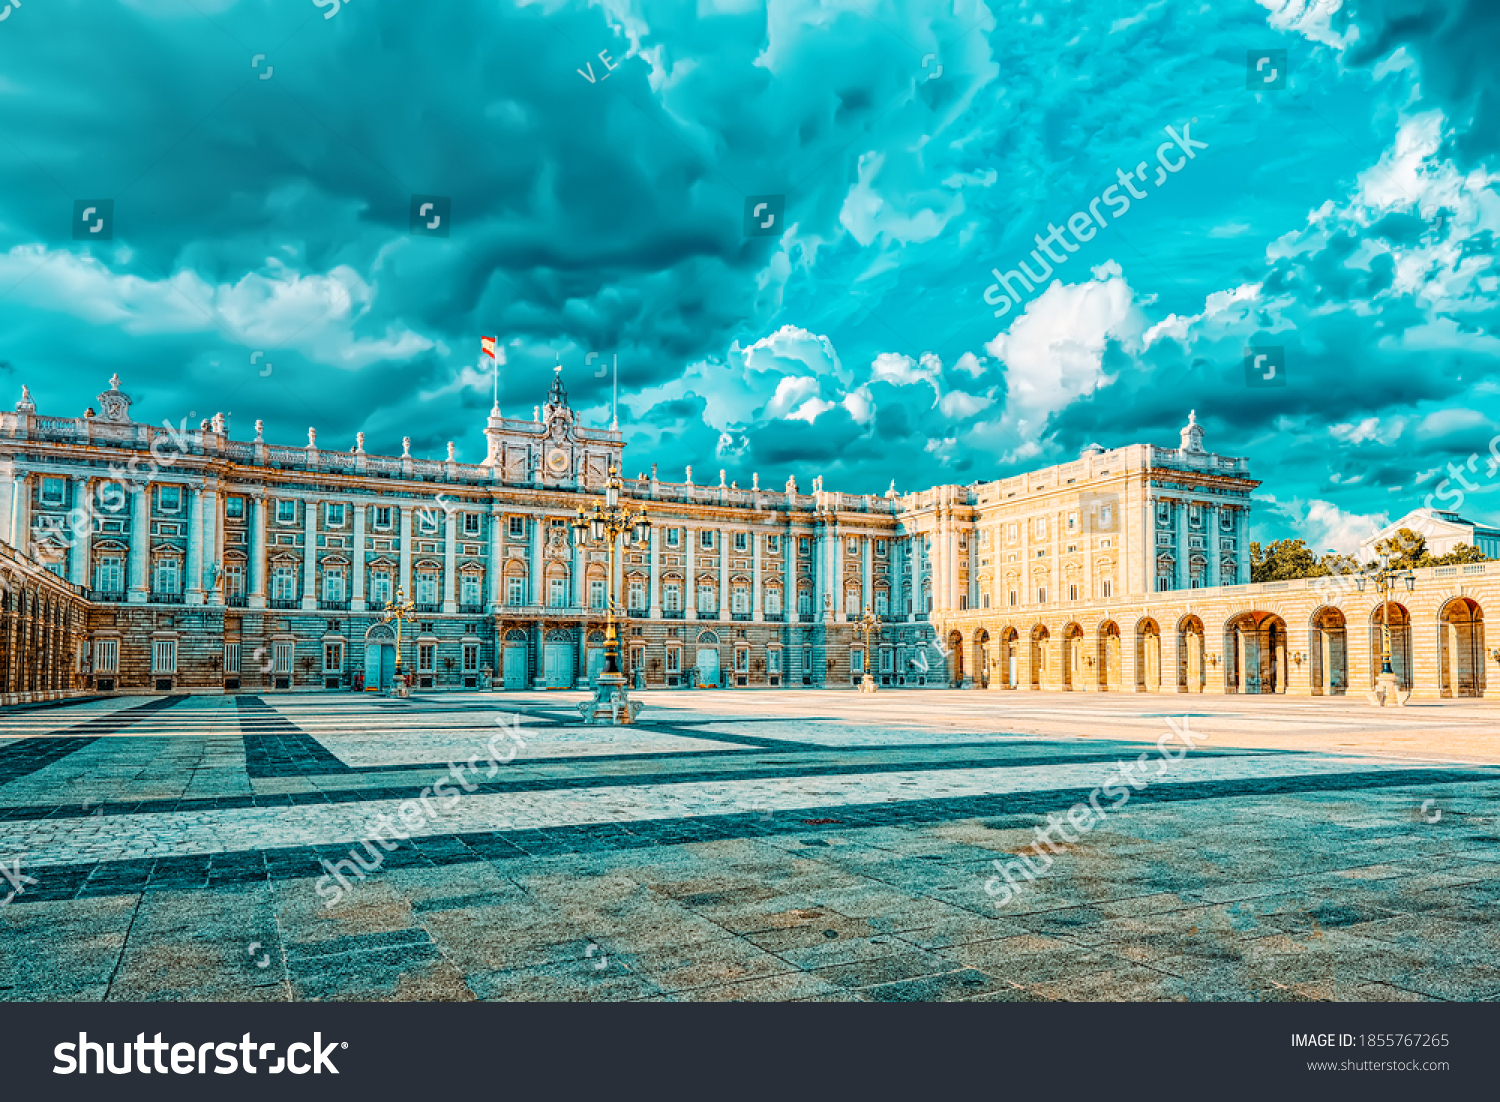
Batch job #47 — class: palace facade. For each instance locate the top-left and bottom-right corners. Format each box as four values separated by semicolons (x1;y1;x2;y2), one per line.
0;373;1491;703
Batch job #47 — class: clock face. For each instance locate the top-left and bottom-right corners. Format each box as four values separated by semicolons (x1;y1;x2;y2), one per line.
546;447;570;474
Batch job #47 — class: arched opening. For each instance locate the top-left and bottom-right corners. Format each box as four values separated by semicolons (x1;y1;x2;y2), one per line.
585;629;607;687
1061;623;1084;690
1309;606;1347;696
1136;618;1161;692
1438;598;1483;698
695;629;722;687
1369;603;1413;691
1030;625;1050;690
363;622;397;690
1097;621;1121;691
1177;615;1205;693
1000;627;1019;689
543;628;575;687
1225;611;1290;694
947;630;965;686
973;629;990;689
502;628;529;689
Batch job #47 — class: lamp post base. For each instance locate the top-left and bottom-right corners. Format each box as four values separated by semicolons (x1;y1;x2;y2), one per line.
578;671;643;725
1365;669;1409;708
859;673;878;694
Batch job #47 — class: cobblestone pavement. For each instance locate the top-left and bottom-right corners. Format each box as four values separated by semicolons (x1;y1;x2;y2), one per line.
1;690;1497;1002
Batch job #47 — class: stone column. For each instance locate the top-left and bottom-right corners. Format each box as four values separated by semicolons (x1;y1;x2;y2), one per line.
718;528;729;618
210;488;225;606
399;505;414;602
752;528;763;621
443;506;458;613
301;498;318;609
1236;508;1251;586
948;516;960;612
784;524;796;621
1176;499;1192;590
1021;515;1031;608
68;477;91;588
930;512;944;614
9;472;28;551
684;524;697;619
204;487;221;605
529;513;543;607
648;525;661;617
571;527;583;608
186;485;205;605
861;534;872;615
128;484;150;604
811;522;825;620
487;507;503;612
828;519;842;622
352;504;367;611
247;494;266;609
1205;503;1220;588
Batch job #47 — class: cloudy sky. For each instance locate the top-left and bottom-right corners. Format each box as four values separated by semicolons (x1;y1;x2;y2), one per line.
2;0;1498;553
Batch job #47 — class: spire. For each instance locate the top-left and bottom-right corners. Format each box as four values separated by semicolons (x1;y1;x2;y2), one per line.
1179;409;1205;454
547;358;569;411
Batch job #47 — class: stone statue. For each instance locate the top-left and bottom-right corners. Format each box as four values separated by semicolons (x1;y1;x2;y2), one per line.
752;472;759;491
355;431;365;453
719;469;727;487
402;436;411;457
447;441;455;462
307;427;317;448
254;419;264;440
786;475;797;495
685;465;693;485
211;412;225;433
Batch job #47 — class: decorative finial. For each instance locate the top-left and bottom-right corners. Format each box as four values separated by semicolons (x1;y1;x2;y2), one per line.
254;419;264;441
307;427;317;448
402;436;411;457
719;469;727;487
685;465;693;485
1189;409;1197;425
211;412;225;434
109;374;121;390
355;431;365;453
752;472;760;491
447;441;455;462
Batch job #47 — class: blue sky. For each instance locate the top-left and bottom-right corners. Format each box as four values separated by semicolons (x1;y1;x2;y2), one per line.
2;0;1498;553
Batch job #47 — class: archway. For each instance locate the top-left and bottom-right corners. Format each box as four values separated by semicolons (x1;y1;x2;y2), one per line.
1000;627;1019;689
1097;622;1121;691
1369;603;1413;690
585;629;607;687
1438;598;1483;698
543;628;575;687
1225;611;1290;694
1136;618;1161;692
947;629;964;687
1061;623;1084;690
973;628;990;689
502;628;529;689
1309;606;1347;696
1030;625;1050;690
1177;615;1205;693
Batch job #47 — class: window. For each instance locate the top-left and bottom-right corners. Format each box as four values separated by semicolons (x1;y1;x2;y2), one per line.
1036;549;1046;559
96;556;123;593
982;593;991;608
1157;503;1171;524
766;534;780;554
370;570;392;605
322;570;345;602
1068;583;1079;601
732;586;749;613
1101;505;1113;530
959;595;967;610
223;642;240;675
874;592;888;616
416;572;439;605
1102;579;1113;599
273;642;293;675
765;589;781;615
326;503;346;527
1067;544;1077;554
845;590;860;615
768;649;781;675
463;643;479;672
464;513;481;535
225;563;244;599
875;539;886;557
418;644;436;673
700;529;714;550
1008;523;1018;542
589;579;607;609
958;533;967;549
226;496;244;519
798;589;812;615
95;638;119;674
880;648;893;673
733;532;748;552
666;647;681;673
1008;590;1017;607
847;537;858;556
152;639;177;674
460;574;481;606
803;646;812;676
375;506;392;529
799;537;810;555
276;499;296;524
507;576;527;605
324;642;344;673
852;649;864;675
666;527;681;548
159;485;182;513
1067;514;1076;531
41;477;65;505
629;581;646;610
980;531;990;548
1037;586;1047;604
509;515;526;538
153;558;180;595
664;583;682;612
271;565;296;600
697;585;716;613
735;648;749;673
1157;576;1171;592
417;509;440;535
548;577;568;607
1034;517;1047;539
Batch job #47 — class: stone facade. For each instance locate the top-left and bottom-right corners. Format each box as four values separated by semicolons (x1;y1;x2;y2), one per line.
0;539;91;705
3;376;1493;701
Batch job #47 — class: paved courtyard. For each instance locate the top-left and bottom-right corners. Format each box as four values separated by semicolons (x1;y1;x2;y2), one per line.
1;690;1498;1002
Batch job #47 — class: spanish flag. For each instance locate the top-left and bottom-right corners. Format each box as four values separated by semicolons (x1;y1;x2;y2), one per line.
480;335;498;360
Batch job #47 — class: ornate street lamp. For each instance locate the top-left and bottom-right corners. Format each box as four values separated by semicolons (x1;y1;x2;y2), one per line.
856;603;882;693
380;585;416;696
1359;549;1416;707
571;465;651;724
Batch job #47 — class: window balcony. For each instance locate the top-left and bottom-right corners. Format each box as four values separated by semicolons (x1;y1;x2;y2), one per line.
148;591;180;604
458;603;486;615
798;612;815;622
732;612;751;621
697;611;719;620
89;589;126;603
414;602;441;613
662;609;685;619
268;598;298;610
763;612;785;622
226;593;247;608
320;599;350;611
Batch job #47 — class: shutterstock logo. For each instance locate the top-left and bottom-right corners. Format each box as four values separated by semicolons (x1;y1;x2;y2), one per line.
55;1033;344;1075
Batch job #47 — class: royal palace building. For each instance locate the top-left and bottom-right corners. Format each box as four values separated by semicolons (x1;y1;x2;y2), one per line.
0;372;1494;704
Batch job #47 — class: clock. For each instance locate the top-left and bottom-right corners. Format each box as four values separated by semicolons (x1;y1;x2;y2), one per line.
546;447;570;475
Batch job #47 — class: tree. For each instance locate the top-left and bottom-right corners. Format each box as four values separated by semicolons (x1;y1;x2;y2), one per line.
1430;543;1489;566
1367;530;1490;569
1251;539;1329;582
